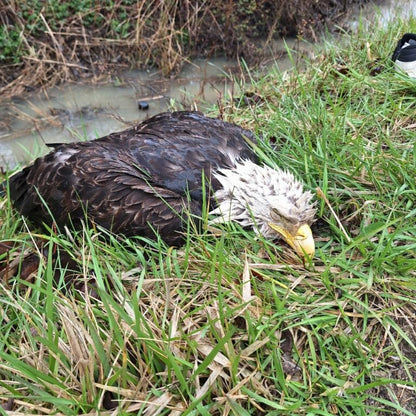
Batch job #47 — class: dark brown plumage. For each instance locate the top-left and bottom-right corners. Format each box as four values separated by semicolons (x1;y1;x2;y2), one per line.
7;111;317;257
8;111;258;245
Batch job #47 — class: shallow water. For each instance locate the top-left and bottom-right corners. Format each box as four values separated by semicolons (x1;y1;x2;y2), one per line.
1;0;416;170
353;0;416;27
0;58;235;168
0;48;298;170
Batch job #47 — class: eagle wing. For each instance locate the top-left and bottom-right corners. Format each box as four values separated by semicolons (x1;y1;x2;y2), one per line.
9;111;258;244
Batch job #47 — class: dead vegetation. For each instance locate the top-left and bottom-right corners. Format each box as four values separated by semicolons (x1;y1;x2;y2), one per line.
0;0;370;97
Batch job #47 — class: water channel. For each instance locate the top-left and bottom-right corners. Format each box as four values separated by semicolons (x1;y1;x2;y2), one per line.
0;0;415;170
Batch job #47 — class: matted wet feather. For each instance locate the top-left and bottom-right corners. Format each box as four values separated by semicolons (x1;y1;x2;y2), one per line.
210;159;316;239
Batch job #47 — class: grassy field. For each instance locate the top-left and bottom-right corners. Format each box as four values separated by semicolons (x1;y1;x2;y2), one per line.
1;16;416;416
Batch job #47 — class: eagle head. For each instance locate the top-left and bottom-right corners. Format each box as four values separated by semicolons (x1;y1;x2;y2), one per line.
210;159;316;259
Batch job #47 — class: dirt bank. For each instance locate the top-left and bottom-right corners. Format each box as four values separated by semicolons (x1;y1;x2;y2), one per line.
0;0;372;97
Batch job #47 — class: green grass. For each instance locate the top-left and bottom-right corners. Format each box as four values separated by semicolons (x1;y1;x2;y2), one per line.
1;16;416;415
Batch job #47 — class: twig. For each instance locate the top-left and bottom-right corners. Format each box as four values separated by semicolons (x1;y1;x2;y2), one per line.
24;56;89;70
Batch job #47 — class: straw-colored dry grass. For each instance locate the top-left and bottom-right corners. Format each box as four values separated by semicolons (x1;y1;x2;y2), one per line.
0;0;369;97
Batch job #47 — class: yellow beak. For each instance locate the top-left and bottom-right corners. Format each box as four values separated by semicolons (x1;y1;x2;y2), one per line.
269;223;315;259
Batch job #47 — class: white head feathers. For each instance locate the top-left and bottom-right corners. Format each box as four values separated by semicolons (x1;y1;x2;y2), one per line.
209;159;316;240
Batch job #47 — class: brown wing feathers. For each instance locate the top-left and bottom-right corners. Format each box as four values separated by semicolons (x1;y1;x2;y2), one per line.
8;111;258;245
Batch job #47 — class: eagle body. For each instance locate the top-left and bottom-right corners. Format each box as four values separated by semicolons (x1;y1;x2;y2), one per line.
8;111;316;256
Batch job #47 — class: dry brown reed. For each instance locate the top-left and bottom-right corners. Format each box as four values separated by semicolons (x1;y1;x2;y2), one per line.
0;0;368;97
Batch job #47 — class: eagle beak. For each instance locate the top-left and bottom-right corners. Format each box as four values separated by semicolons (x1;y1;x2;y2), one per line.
269;223;315;259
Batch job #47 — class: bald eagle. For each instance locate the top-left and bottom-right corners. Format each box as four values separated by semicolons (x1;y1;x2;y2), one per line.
392;33;416;78
7;111;316;258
